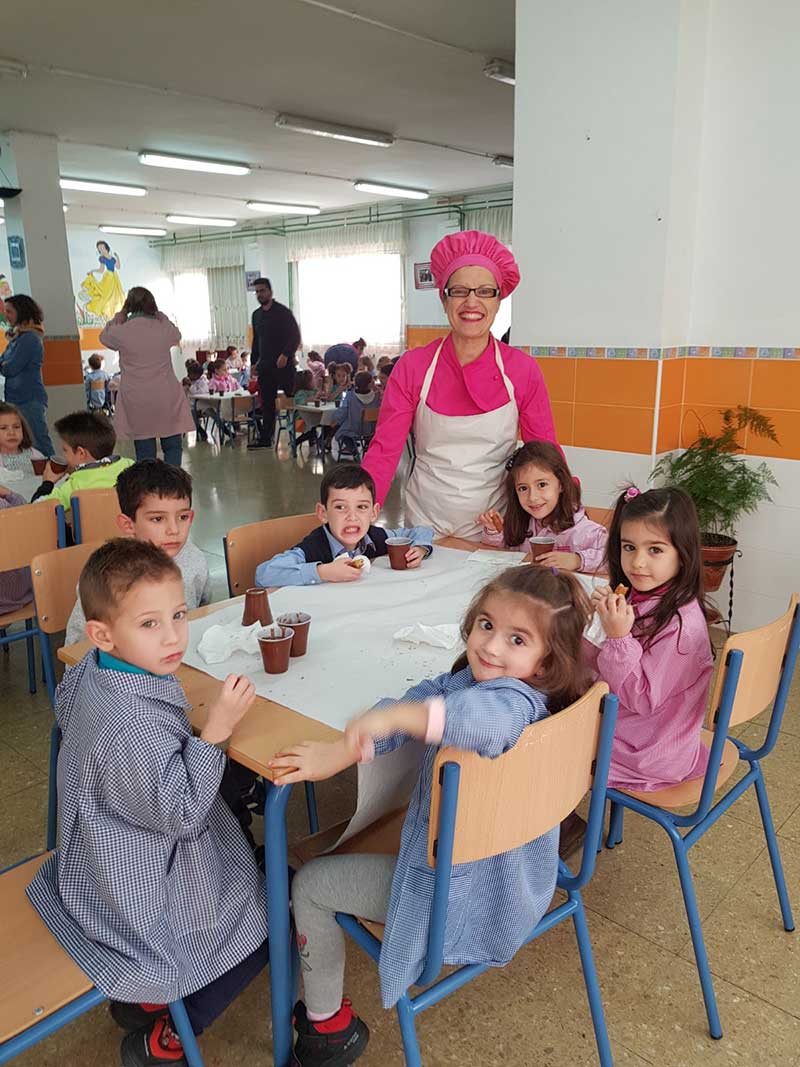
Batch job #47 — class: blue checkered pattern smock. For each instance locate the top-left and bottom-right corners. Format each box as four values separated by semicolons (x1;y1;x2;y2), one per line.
372;668;559;1008
27;651;267;1003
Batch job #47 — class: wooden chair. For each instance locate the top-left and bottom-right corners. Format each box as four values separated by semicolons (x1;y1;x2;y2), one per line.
0;500;65;694
70;488;121;544
274;396;296;454
30;541;101;848
290;684;619;1067
0;854;204;1066
606;593;800;1040
584;505;613;529
223;513;319;596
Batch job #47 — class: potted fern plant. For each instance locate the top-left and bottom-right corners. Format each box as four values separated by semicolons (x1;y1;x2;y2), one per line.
652;405;778;591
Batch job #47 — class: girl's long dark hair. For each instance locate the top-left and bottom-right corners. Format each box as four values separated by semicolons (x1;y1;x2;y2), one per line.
122;286;158;317
503;441;582;547
451;565;592;712
605;487;706;649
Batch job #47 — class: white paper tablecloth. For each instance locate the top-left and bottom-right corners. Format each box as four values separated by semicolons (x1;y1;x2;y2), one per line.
183;547;596;732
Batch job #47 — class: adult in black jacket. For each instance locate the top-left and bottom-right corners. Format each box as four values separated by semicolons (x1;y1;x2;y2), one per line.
248;277;301;448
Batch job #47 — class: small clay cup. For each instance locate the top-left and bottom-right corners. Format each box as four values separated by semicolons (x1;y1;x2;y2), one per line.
31;458;47;475
314;399;321;408
386;536;412;571
242;587;273;627
277;612;311;657
257;625;295;674
48;458;69;476
529;536;556;561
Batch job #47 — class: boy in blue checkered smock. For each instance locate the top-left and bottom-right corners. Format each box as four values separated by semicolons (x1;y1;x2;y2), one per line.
27;539;268;1067
269;566;593;1067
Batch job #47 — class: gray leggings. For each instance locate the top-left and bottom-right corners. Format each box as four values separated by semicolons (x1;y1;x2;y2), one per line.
291;853;396;1014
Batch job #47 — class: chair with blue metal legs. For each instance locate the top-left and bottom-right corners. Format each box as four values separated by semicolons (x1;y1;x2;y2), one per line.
0;500;65;695
0;854;203;1065
30;541;101;850
316;683;619;1067
605;593;799;1040
70;488;121;545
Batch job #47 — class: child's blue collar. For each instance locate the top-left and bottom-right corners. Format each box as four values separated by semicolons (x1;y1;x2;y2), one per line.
97;650;173;678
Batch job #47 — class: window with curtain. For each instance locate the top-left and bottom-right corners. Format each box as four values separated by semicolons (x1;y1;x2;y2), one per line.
297;253;403;356
173;271;211;347
208;266;248;349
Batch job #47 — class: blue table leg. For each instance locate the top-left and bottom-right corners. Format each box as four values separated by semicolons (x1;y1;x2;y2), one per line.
264;779;294;1067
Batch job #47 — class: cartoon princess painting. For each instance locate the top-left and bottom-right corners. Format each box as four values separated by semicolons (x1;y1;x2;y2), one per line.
78;240;125;321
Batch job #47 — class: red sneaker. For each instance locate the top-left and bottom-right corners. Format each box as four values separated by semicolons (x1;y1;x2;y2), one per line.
292;999;369;1067
120;1014;188;1066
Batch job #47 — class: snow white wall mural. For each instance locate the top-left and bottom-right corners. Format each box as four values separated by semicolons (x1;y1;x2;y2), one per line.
76;240;125;324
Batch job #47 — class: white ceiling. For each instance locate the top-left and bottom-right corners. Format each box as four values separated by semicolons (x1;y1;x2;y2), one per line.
0;0;515;231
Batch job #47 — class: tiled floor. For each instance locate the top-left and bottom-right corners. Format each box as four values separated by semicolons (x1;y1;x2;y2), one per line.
2;434;799;1066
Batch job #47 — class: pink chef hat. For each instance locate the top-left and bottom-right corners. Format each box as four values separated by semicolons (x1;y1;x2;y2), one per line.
430;230;520;299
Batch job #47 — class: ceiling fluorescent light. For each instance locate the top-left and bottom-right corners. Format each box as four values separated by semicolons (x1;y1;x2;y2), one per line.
483;58;515;86
101;225;168;236
353;180;428;201
492;154;514;169
60;178;147;197
275;114;394;148
166;214;236;228
247;201;321;216
138;151;250;176
0;58;28;78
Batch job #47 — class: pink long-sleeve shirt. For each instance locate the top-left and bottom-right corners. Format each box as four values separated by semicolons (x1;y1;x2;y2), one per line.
481;507;608;573
362;335;558;506
583;596;713;791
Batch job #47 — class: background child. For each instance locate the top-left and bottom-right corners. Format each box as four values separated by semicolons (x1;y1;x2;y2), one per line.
479;441;607;572
0;402;45;487
32;410;133;517
65;459;211;644
327;363;352;401
208;359;238;395
256;464;433;586
356;354;375;376
0;484;34;614
238;351;251;389
188;362;230;442
293;369;316;407
306;350;325;390
269;566;592;1065
27;539;267;1067
84;353;111;410
332;370;380;456
587;486;713;791
225;345;243;371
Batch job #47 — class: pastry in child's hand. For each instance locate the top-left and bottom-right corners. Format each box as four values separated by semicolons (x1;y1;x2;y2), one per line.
490;510;504;532
348;558;365;569
614;584;629;596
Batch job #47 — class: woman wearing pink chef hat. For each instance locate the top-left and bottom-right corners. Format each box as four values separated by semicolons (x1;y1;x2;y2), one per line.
362;230;560;539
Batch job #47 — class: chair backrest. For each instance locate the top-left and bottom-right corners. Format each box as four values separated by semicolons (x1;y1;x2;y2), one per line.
71;488;120;544
231;396;253;418
708;593;800;730
0;499;63;570
363;408;379;426
224;513;319;594
31;542;101;634
584;505;613;529
428;682;611;866
277;396;295;411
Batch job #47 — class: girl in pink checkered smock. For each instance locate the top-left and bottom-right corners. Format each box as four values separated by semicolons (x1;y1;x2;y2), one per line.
584;486;713;792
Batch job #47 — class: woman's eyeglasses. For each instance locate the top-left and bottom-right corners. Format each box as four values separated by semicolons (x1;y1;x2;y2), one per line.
443;286;501;300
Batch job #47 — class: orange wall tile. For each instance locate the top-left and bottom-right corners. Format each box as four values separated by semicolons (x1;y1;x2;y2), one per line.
656;404;681;452
573;403;654;453
575;359;657;407
406;326;445;350
43;338;83;386
550;400;574;446
750;361;800;412
659;358;685;408
684;357;751;408
537;358;576;403
79;327;104;351
680;404;742;449
743;410;800;460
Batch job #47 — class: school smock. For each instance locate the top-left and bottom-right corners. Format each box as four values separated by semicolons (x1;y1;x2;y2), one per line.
27;649;267;1003
362;335;558;533
482;507;608;573
364;667;558;1008
584;595;713;791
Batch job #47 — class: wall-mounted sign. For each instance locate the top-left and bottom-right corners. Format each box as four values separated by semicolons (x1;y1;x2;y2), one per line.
245;270;261;291
414;261;436;290
7;235;25;270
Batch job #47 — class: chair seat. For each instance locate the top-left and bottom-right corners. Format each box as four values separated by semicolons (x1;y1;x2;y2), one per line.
289;807;406;869
0;854;93;1043
0;601;35;628
619;729;740;811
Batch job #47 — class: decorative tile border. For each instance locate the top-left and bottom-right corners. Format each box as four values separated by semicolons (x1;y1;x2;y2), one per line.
528;345;800;359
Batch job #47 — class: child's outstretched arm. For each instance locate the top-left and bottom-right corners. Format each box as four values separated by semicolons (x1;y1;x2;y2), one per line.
382;523;434;568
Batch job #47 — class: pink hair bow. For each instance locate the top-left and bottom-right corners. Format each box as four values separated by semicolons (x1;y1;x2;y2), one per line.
624;486;641;501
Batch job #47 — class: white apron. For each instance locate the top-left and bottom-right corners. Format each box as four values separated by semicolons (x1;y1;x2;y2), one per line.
405;336;519;540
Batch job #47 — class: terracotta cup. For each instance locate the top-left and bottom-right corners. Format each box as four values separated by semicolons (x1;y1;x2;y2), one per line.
386;536;412;571
242;587;273;627
31;458;47;475
48;458;69;475
529;536;556;561
277;612;311;657
257;625;295;674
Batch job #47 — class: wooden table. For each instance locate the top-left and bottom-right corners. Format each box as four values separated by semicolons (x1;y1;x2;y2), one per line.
55;536;537;1066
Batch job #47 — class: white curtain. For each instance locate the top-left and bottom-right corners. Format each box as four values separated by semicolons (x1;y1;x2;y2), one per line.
286;220;406;262
160;238;245;273
462;205;512;245
208;266;248;349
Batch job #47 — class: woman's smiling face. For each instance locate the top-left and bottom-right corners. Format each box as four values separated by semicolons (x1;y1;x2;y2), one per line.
441;265;501;343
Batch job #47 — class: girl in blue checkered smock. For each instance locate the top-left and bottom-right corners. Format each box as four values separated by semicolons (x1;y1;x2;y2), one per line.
269;565;593;1067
